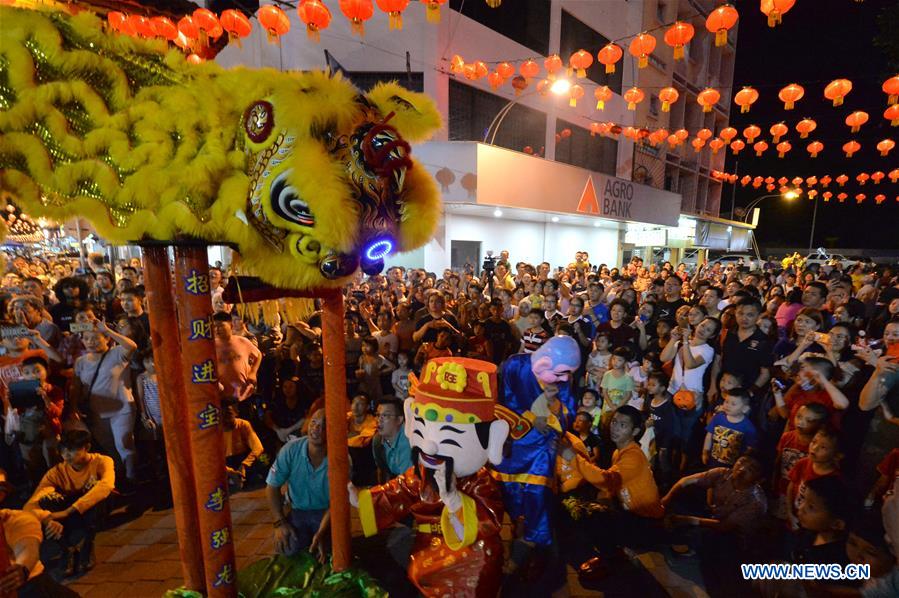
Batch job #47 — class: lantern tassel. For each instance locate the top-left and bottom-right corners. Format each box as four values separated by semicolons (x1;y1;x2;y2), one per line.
605;64;615;74
767;13;777;27
486;0;502;7
389;12;403;30
800;132;808;139
674;46;684;60
890;94;897;105
740;105;749;114
307;26;320;43
662;101;670;112
577;68;586;78
638;56;648;69
882;149;890;157
833;97;843;107
785;101;794;110
852;125;860;133
351;19;365;37
627;101;636;110
569;98;577;107
703;105;711;113
715;29;726;47
426;5;441;24
596;100;605;110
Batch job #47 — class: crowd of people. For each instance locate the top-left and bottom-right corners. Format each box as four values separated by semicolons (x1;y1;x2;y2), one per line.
0;247;897;596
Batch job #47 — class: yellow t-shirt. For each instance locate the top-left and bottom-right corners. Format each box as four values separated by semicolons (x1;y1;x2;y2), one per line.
575;443;663;518
0;509;45;579
25;453;115;521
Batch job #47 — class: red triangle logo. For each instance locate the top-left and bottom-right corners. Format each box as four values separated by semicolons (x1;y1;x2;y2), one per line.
576;177;600;214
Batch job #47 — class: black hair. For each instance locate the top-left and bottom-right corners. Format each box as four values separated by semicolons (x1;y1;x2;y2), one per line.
648;370;670;388
221;396;239;410
611;346;632;361
804;476;854;523
735;297;763;313
801;354;835;380
212;311;232;323
376;398;404;419
614;405;645;442
21;355;50;370
801;402;829;421
361;337;379;352
59;429;92;450
724;387;752;406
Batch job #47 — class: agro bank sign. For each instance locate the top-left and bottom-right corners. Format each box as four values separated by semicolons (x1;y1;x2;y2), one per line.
466;143;682;227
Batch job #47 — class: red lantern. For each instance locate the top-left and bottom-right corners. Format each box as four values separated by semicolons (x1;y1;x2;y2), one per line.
422;0;448;24
664;21;694;60
807;141;823;158
845;111;869;133
589;123;603;137
463;61;488;80
706;4;739;47
734;87;759;114
298;0;331;42
658;87;679;112
126;15;153;38
806;176;818;187
692;138;706;153
877;139;895;156
697;88;721;113
823;191;832;202
569;50;593;78
150;16;179;41
629;33;656;69
257;5;291;43
741;175;752;186
807;190;818;199
875;194;886;204
791;177;803;187
519;60;540;81
107;11;126;32
754;141;768;156
770;122;788;143
776;141;792;158
795;118;816;139
765;176;775;184
340;0;374;36
544;55;563;80
890;169;899;183
857;173;870;186
884;75;899;105
697;128;713;141
779;83;804;110
720;127;738;143
760;0;795;27
820;175;832;187
569;84;584;107
623;87;645;110
597;43;623;74
777;177;788;187
872;171;885;184
511;75;528;96
842;140;861;157
824;79;852;107
885;104;899;126
219;10;252;46
594;86;613;110
667;134;681;148
837;193;847;203
497;62;515;79
855;193;866;204
675;129;690;142
709;138;725;154
743;125;761;142
487;71;504;90
177;15;199;43
376;0;410;30
836;174;849;187
193;8;222;44
449;54;465;73
730;139;746;155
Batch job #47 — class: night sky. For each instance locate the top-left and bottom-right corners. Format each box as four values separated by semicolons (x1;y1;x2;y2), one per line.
725;0;898;251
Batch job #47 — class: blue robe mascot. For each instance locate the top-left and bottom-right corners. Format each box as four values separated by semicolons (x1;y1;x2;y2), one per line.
493;336;581;566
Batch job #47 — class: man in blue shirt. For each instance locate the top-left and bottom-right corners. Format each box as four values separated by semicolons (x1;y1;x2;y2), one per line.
372;398;412;483
266;409;330;558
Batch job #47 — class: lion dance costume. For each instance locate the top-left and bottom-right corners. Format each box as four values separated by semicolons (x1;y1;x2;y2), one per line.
0;6;441;290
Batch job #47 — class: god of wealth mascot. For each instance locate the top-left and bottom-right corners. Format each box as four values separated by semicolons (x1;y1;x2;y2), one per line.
349;358;512;598
494;335;581;569
0;6;441;291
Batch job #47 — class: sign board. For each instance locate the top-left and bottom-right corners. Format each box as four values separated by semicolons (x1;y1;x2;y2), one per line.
624;228;667;246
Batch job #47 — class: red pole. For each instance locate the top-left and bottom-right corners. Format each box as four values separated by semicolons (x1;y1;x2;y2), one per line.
172;246;237;597
141;245;205;592
321;290;352;571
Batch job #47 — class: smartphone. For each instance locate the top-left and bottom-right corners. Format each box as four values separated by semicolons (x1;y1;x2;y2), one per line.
812;332;831;345
0;325;30;340
70;322;96;333
8;379;42;410
772;379;787;391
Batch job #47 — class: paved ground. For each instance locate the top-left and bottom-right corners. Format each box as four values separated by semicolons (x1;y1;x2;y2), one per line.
63;488;707;597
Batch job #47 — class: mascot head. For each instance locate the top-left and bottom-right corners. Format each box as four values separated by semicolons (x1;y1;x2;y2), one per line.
530;335;581;385
404;358;509;488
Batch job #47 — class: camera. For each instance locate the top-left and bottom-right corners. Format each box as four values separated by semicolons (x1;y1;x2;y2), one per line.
482;250;497;275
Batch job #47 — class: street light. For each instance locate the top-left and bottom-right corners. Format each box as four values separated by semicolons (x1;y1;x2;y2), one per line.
741;189;802;223
482;79;573;145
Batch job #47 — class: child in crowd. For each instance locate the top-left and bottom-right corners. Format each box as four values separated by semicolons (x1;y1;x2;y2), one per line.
646;371;679;491
578;389;602;433
221;397;265;491
772;403;829;519
773;355;849;431
792;476;851;571
786;428;842;531
628;352;659;410
414;329;453;370
703;388;758;469
390;351;412;399
464;320;491;361
347;393;378;486
585;332;611;389
356;337;393;403
521;310;549;354
11;356;65;482
600;348;635;432
571;411;601;464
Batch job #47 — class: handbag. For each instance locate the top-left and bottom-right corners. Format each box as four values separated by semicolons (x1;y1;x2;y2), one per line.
672;343;698;411
73;349;110;422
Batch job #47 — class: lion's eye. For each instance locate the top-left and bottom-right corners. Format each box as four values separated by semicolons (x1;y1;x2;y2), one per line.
270;171;314;227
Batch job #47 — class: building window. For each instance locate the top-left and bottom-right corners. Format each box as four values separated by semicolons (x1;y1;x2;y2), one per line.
344;71;423;93
559;11;623;92
450;0;550;56
656;1;667;23
649;95;660;117
555;119;617;175
448;79;547;153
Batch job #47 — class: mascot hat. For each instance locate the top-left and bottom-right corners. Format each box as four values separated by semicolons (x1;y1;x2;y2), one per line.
411;358;499;424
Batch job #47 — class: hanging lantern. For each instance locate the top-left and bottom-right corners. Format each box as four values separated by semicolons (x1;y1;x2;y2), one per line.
692;138;706;152
193;8;222;46
177;15;199;45
822;191;832;202
377;0;410;30
836;174;849;186
519;59;540;81
730;139;746;155
664;21;694;60
776;141;792;158
658;87;679;112
510;75;528;96
569;50;593;78
806;176;818;187
597;43;623;74
857;173;870;186
421;0;448;24
807;141;824;158
449;54;465;73
569;84;585;107
706;4;739;47
107;11;127;32
765;176;775;184
623;87;645;110
760;0;795;27
150;16;180;42
594;86;613;110
219;10;252;46
837;193;847;203
743;125;761;142
696;128;713;141
779;83;804;110
820;175;832;187
675;129;690;142
720;127;738;144
875;194;886;204
824;79;852;107
807;190;818;200
777;177;788;186
734;86;759;113
697;88;721;113
872;171;885;184
885;104;899;126
882;75;899;105
544;55;563;80
766;184;776;192
298;0;332;42
257;5;291;44
340;0;375;36
127;15;154;38
855;193;866;204
741;175;752;186
770;122;788;143
629;33;656;69
754;141;768;156
842;141;861;157
845;111;869;133
890;169;899;183
589;122;604;137
709;138;725;154
487;71;504;90
877;139;895;156
795;118;816;139
536;79;551;95
496;62;515;79
463;61;488;80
